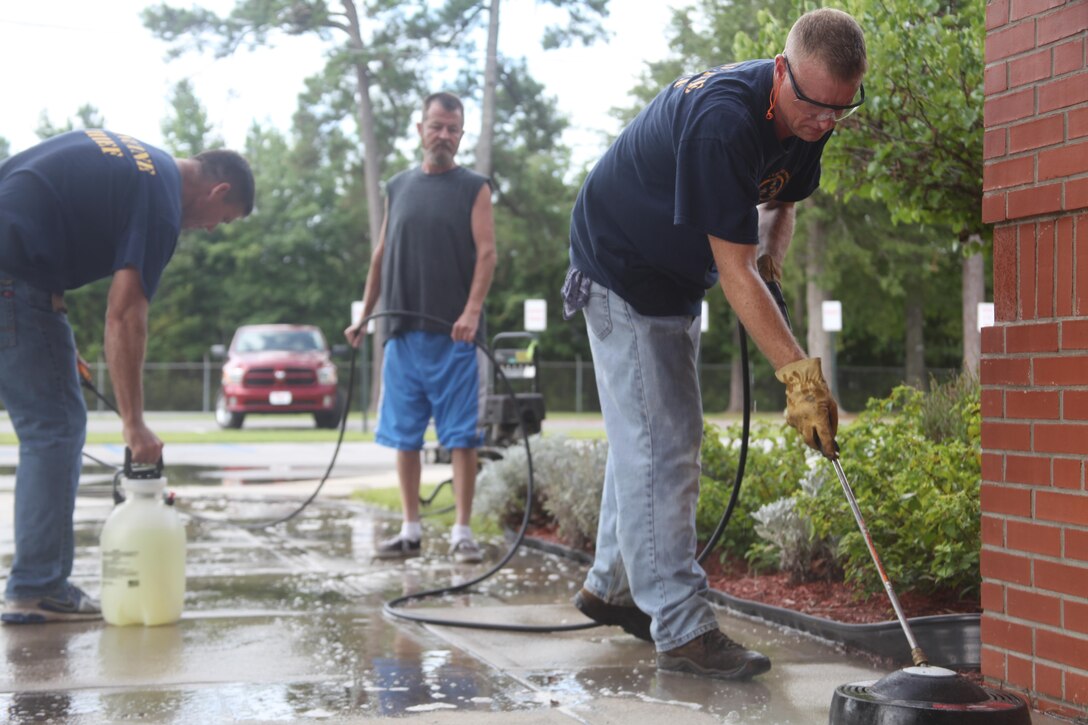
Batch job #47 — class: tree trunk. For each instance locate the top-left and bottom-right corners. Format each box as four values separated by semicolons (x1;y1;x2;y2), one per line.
476;0;500;177
962;244;984;377
905;295;926;388
343;0;386;412
805;217;831;377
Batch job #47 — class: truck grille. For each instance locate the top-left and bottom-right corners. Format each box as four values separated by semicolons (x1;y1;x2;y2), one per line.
244;367;318;387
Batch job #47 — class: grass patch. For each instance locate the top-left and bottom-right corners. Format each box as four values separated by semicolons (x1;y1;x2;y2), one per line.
350;482;502;537
351;483;457;528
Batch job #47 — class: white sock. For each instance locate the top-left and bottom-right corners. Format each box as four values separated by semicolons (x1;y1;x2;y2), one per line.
401;521;422;541
451;524;473;545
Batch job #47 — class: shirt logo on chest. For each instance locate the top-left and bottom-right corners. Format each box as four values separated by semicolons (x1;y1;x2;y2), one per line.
759;170;790;202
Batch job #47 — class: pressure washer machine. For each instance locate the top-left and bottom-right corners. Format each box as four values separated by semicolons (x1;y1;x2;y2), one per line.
426;330;545;464
479;331;545;449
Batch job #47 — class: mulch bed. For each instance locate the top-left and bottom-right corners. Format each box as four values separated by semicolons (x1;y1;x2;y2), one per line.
524;524;981;625
700;554;981;625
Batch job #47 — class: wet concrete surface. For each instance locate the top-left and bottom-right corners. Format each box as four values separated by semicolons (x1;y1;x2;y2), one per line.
0;418;1060;723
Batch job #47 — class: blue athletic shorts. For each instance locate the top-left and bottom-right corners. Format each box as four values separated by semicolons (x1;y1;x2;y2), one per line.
376;331;482;451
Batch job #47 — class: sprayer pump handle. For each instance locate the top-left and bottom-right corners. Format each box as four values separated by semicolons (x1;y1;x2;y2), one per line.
123;448;164;479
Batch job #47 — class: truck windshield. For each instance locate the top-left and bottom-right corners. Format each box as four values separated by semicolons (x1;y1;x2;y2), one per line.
235;330;324;353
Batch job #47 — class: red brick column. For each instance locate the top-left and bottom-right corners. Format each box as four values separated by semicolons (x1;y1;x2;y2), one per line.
981;0;1088;719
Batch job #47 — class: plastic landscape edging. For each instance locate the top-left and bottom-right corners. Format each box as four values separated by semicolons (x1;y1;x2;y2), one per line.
703;588;980;669
515;533;980;670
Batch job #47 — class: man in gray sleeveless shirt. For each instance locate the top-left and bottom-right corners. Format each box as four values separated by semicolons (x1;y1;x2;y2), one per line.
345;92;496;563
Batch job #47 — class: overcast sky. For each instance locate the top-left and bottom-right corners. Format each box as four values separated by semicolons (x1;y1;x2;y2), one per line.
0;1;682;165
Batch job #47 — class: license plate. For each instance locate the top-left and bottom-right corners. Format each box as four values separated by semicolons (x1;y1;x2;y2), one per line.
269;391;293;406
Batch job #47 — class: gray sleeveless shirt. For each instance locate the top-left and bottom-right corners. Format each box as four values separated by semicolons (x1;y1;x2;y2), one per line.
380;165;490;338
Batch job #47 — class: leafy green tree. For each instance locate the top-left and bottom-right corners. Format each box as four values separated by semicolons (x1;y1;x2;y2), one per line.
612;0;796;127
143;0;434;406
790;194;964;396
161;79;222;156
430;0;610;176
145;82;233;361
35;104;106;139
737;0;988;373
608;0;978;406
456;58;586;358
838;0;987;375
212;121;366;343
142;0;427;254
0;136;9;161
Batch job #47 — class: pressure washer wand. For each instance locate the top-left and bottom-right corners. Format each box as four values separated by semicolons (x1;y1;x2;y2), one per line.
830;457;929;667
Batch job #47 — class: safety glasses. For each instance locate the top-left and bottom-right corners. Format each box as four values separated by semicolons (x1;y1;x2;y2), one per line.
783;55;865;122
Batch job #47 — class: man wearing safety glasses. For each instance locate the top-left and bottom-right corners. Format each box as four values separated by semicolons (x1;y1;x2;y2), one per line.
563;9;866;680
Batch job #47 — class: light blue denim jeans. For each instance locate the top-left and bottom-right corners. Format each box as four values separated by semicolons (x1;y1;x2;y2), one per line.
0;273;86;600
582;281;719;651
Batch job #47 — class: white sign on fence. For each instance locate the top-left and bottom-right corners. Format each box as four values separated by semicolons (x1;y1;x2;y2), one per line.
701;300;709;332
524;298;547;332
822;300;843;332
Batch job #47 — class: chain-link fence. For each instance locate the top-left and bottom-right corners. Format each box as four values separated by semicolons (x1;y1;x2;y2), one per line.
535;361;957;415
63;359;956;415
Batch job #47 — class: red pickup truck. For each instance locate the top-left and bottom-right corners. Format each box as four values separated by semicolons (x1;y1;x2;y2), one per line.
212;324;345;429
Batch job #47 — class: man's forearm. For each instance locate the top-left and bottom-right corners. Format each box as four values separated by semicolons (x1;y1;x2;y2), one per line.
104;308;148;427
360;258;382;320
710;235;805;370
757;201;796;266
463;247;496;318
720;264;805;369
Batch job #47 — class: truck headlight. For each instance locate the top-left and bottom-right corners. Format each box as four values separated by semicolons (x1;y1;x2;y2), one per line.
224;366;245;385
317;364;337;385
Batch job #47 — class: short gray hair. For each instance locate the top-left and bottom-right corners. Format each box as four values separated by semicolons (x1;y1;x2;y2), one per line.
785;8;868;82
422;92;464;120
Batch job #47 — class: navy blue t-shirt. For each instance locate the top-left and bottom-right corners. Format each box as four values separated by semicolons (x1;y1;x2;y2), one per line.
570;59;830;316
0;129;182;299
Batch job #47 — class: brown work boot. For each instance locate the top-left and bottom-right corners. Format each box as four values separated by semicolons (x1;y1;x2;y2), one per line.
573;588;653;642
657;629;771;680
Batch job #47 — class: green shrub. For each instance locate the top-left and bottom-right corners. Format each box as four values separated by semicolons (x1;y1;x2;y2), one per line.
796;379;981;598
697;420;808;561
476;374;981;603
475;435;607;549
920;371;981;444
476;421;808;557
747;463;841;582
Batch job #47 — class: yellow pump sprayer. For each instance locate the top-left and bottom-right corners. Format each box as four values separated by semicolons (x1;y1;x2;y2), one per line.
100;454;185;626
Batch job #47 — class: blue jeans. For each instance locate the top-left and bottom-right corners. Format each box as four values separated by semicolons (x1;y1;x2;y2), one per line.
582;282;718;651
0;273;86;600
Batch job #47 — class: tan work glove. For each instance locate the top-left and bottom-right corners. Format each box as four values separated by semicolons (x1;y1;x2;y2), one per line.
775;358;839;458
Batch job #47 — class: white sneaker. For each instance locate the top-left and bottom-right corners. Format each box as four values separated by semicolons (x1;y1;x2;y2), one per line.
374;534;422;560
449;538;483;564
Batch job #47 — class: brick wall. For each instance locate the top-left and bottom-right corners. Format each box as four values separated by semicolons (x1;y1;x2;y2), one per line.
981;0;1088;719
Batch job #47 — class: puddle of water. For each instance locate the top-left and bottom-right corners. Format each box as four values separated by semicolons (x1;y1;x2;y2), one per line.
1;484;688;722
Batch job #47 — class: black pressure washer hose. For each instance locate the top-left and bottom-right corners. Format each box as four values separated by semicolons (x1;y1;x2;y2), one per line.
380;311;752;633
78;309;753;634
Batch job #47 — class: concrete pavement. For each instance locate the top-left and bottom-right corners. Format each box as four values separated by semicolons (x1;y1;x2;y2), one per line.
0;414;1058;723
